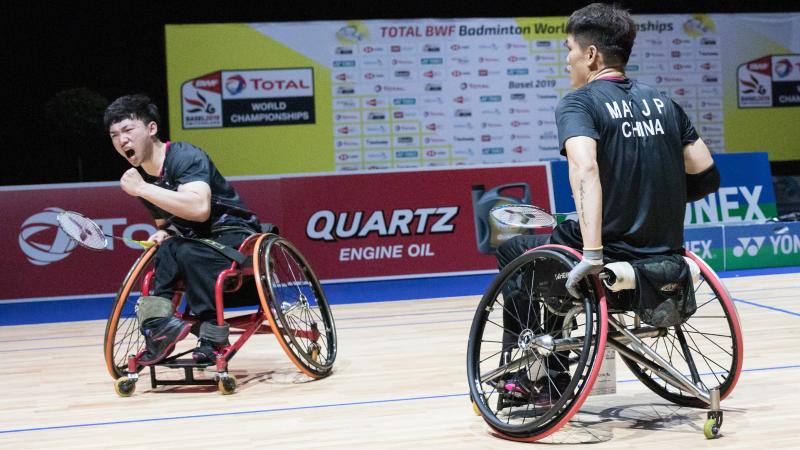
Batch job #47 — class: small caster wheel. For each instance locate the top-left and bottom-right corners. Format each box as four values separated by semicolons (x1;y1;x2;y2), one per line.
471;400;481;416
218;376;237;395
114;378;136;397
704;418;720;439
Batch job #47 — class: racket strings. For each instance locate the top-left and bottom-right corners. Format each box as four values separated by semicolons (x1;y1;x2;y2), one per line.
490;205;556;228
57;212;108;250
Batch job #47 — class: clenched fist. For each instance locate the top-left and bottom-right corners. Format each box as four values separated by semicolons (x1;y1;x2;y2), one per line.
120;168;146;197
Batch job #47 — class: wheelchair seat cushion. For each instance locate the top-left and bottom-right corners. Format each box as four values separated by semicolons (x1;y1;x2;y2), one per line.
629;254;697;328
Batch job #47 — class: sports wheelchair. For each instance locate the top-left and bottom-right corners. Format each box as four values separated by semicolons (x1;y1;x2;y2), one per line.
467;244;743;441
103;232;337;396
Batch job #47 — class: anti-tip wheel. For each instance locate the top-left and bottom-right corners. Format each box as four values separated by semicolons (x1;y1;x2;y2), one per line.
471;400;481;416
310;343;321;362
704;418;720;439
218;376;237;395
114;378;136;397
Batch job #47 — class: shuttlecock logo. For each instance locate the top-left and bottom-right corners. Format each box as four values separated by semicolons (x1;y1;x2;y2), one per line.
19;207;77;266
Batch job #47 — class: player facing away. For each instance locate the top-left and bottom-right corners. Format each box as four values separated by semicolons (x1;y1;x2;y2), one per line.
495;3;720;404
104;94;261;365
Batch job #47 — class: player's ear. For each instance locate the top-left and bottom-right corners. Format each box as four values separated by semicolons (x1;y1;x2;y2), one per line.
586;44;600;66
146;121;158;139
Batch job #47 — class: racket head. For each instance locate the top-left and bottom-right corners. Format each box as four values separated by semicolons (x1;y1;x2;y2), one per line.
489;204;556;229
56;211;108;250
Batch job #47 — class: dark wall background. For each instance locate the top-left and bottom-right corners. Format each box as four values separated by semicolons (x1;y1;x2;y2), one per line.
2;0;798;186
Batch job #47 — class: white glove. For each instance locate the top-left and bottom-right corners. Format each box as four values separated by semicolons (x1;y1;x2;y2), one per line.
565;248;604;298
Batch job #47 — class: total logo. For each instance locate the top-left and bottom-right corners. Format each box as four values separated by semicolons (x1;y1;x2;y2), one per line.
225;75;247;96
774;58;798;78
19;208;156;266
222;68;313;99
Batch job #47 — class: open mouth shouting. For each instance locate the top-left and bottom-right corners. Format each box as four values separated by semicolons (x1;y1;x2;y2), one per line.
125;148;135;159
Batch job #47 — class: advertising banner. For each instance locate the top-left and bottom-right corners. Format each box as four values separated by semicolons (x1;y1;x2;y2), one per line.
1;164;551;302
684;152;777;225
0;179;283;302
181;68;316;129
684;225;725;271
165;13;800;179
3;184;164;301
277;164;552;280
723;221;800;271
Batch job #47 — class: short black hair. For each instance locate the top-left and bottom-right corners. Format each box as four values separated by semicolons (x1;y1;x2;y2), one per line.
103;94;161;137
566;3;636;66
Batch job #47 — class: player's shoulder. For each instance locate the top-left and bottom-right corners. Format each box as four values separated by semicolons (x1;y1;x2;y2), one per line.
629;79;668;99
557;85;596;114
168;141;203;154
565;83;595;101
165;141;209;171
168;141;208;160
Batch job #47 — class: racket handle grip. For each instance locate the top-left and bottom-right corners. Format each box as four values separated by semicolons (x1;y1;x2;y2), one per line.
137;240;156;248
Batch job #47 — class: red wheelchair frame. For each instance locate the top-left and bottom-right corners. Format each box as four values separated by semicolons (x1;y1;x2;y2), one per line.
104;233;337;396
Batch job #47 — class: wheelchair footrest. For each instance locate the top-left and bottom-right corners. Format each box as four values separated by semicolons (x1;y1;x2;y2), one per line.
149;359;218;388
158;358;215;369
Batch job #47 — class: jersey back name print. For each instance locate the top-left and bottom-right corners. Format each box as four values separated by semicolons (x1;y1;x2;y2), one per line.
603;97;667;138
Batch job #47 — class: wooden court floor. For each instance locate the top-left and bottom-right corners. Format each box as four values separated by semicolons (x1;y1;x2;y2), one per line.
0;272;798;449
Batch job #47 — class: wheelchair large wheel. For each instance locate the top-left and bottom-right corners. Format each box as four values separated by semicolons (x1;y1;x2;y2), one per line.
103;246;157;379
617;250;743;407
254;235;337;379
467;244;608;442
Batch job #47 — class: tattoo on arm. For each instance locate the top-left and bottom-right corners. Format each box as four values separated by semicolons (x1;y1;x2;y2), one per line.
579;179;587;226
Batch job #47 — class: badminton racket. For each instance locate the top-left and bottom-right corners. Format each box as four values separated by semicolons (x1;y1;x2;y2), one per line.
56;210;154;250
489;204;557;229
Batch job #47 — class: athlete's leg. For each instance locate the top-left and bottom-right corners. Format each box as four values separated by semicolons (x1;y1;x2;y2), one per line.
151;238;183;301
175;231;251;362
175;231;251;320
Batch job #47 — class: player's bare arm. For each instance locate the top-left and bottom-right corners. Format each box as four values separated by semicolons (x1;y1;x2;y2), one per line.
684;137;714;174
565;136;602;249
120;168;212;222
564;135;604;298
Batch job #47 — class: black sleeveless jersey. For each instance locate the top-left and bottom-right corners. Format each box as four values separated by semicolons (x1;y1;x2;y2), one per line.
138;141;259;237
555;78;699;259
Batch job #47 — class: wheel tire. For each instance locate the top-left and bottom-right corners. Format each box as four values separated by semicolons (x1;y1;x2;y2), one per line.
114;378;136;397
218;376;237;395
104;247;158;379
703;418;720;439
467;245;608;442
619;251;743;407
253;235;337;379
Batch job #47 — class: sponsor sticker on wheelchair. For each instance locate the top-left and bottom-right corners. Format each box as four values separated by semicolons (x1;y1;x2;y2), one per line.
590;349;617;395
